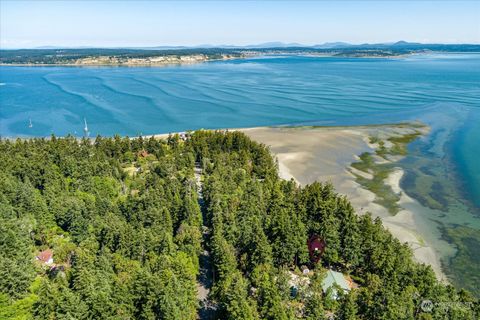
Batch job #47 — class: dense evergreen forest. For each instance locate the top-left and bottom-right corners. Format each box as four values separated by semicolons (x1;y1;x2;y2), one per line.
0;131;477;319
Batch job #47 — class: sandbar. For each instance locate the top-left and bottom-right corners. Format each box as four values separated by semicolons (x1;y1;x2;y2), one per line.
241;125;449;281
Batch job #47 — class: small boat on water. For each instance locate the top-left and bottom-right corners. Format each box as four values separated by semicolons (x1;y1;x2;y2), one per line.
84;118;89;137
28;118;33;128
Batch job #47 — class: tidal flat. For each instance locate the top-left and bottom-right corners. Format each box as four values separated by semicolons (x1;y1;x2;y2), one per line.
243;122;479;294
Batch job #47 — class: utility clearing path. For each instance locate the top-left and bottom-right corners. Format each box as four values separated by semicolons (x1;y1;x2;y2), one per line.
195;163;217;319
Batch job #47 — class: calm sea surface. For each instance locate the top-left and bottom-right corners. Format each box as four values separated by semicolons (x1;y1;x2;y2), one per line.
1;54;479;291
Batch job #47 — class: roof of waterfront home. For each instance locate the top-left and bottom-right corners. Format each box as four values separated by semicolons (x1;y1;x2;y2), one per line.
322;269;350;293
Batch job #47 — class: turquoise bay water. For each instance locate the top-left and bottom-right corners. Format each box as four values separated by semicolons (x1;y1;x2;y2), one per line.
1;54;479;291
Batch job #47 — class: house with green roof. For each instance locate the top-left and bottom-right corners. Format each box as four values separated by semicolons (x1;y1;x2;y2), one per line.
322;269;351;299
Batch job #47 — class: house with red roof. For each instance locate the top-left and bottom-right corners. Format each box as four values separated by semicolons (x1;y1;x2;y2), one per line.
138;150;149;158
36;249;54;265
307;235;326;263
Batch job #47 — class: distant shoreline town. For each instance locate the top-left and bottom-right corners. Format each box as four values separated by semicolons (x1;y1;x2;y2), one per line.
1;42;479;66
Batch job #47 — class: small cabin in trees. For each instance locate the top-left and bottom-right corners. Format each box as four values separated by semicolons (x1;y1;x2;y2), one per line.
307;235;326;263
138;150;149;158
36;249;54;265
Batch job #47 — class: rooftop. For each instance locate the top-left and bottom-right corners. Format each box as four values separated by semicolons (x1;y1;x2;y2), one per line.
322;269;351;297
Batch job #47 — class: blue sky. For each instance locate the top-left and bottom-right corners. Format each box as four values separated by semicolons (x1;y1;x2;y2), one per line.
1;1;479;48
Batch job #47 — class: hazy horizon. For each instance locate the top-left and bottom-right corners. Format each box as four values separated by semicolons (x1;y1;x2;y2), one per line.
2;40;480;51
1;0;479;49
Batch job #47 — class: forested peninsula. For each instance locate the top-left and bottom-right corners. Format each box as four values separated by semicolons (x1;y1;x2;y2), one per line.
0;131;477;319
1;43;479;65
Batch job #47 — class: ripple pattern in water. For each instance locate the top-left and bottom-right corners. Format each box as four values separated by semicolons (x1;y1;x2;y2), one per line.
1;55;479;137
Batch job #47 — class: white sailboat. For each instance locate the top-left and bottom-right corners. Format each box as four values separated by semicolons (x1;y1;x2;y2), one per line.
83;118;89;137
28;118;33;128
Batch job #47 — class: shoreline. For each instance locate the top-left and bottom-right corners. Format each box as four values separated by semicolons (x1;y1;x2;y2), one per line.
0;56;246;67
2;52;478;67
0;54;405;67
240;124;449;282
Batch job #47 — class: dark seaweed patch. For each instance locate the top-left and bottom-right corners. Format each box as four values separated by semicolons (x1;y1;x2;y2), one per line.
441;225;480;295
429;181;449;210
419;165;435;176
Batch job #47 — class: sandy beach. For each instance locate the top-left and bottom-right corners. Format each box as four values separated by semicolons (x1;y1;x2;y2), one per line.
241;125;449;281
